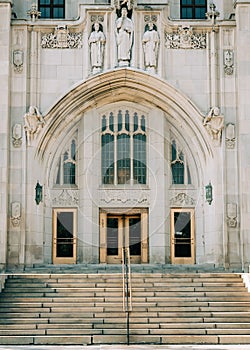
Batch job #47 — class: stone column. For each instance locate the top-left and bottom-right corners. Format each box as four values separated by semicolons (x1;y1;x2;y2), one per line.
0;0;11;270
235;1;250;270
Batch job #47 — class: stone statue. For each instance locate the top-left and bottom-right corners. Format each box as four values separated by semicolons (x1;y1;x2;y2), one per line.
24;106;45;146
89;22;106;74
115;7;134;67
142;22;159;73
203;107;224;142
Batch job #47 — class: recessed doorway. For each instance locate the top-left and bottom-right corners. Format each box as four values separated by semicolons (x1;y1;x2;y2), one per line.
100;209;148;264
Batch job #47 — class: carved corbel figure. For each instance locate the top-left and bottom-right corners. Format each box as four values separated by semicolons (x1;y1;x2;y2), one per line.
203;107;224;143
23;106;45;146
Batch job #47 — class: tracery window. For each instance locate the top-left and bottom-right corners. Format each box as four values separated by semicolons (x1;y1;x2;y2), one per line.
55;134;77;186
180;0;207;19
101;110;146;185
171;140;191;185
38;0;65;19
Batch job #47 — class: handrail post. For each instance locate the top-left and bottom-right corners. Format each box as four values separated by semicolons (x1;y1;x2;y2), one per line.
122;246;132;345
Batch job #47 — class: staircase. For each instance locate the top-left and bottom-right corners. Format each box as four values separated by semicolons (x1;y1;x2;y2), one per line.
1;271;250;345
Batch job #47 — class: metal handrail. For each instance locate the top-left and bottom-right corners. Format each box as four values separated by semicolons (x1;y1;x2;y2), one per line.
122;247;132;345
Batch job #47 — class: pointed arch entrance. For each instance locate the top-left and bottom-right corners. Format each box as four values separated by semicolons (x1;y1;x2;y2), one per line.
37;68;215;266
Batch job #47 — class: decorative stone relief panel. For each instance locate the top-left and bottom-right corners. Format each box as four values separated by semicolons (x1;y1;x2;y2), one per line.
13;50;24;73
10;202;21;227
227;203;237;228
170;193;195;207
224;50;234;75
52;189;79;206
99;188;149;207
41;25;83;49
12;124;22;148
165;26;206;49
226;123;236;149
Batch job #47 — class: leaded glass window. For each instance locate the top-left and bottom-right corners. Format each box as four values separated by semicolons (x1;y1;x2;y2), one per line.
38;0;65;19
181;0;207;19
102;110;146;185
55;135;77;186
171;140;191;185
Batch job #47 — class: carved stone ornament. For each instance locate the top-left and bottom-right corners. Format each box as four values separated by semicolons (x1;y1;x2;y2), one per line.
41;25;83;49
99;188;149;207
226;123;236;149
11;202;21;227
114;0;135;11
12;124;22;148
227;203;237;228
203;107;224;144
224;50;234;75
27;4;41;22
165;26;206;49
13;50;24;73
170;193;195;207
52;189;79;206
23;106;45;146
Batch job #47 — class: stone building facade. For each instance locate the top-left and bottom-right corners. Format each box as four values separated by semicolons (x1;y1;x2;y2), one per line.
0;0;249;270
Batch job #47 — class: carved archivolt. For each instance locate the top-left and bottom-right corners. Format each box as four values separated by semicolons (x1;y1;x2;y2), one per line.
170;193;195;207
165;26;206;49
41;25;83;49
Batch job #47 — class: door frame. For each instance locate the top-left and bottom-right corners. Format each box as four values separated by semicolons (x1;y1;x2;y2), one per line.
100;208;148;264
52;208;77;264
170;208;195;264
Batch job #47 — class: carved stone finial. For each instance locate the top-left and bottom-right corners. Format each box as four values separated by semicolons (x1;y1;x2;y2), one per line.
27;4;41;22
203;107;224;144
206;3;220;30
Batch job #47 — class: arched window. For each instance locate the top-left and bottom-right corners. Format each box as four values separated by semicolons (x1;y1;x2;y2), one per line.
55;135;77;186
102;110;146;185
171;139;191;185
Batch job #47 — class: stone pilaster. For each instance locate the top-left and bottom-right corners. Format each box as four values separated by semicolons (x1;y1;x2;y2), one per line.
235;0;250;270
0;0;11;269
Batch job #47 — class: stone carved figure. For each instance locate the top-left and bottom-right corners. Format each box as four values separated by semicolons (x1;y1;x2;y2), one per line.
115;7;134;67
24;106;45;146
89;22;106;74
142;22;159;73
203;107;224;143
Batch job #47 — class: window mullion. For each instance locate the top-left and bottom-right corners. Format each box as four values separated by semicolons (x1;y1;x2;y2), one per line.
60;154;64;185
130;131;134;185
114;123;118;186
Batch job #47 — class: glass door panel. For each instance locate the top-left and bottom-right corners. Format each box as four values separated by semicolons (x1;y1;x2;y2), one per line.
53;208;77;264
171;208;195;264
